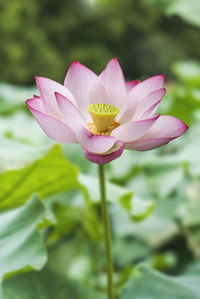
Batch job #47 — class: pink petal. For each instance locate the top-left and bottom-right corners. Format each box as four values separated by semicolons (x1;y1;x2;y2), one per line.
89;81;109;105
27;96;62;121
133;88;166;120
36;77;76;118
141;100;161;119
129;74;164;100
119;75;164;123
125;80;141;92
126;115;188;151
64;61;97;120
83;140;124;164
77;126;117;154
144;115;188;138
55;92;87;131
111;115;160;142
26;99;75;143
125;137;174;151
26;96;45;113
98;58;128;110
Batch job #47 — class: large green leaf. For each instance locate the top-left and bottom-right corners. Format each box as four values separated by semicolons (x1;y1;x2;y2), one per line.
3;268;104;299
63;143;95;174
113;238;151;267
0;138;50;172
47;200;102;245
122;262;200;299
79;174;155;221
0;112;52;171
0;112;49;146
79;174;133;203
112;197;179;247
176;179;200;256
0;145;82;210
0;194;55;297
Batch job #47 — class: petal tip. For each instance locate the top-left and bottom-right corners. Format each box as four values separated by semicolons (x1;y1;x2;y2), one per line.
35;75;42;82
68;60;87;71
54;91;66;103
25;98;31;106
35;76;47;87
111;57;118;62
171;117;189;136
183;122;189;133
156;74;164;81
26;97;36;107
71;60;81;66
54;91;71;103
54;91;62;98
108;57;120;65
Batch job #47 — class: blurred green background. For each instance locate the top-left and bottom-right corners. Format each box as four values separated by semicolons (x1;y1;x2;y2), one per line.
1;0;200;298
1;0;200;123
0;0;200;86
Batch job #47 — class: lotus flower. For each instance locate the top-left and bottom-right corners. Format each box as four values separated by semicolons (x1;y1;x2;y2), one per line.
26;58;188;164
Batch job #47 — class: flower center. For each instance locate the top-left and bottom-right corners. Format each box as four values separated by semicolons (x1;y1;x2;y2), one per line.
88;103;120;133
88;121;120;136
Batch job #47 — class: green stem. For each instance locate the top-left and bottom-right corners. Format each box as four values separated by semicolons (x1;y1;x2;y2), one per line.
98;164;114;299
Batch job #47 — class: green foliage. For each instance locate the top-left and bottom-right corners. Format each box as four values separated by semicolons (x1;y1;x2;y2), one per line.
0;0;200;84
1;60;200;296
0;145;82;210
122;263;200;299
165;0;200;27
0;194;55;296
3;268;104;299
160;61;200;124
147;0;200;27
0;0;200;296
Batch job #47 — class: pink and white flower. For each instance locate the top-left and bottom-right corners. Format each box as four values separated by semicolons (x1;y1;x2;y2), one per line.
26;58;188;164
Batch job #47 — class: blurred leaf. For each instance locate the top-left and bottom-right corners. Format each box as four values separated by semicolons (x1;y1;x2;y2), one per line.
0;138;50;172
177;180;200;256
79;174;133;204
0;112;50;146
47;205;83;244
128;196;155;221
151;251;177;271
0;83;36;115
3;268;104;299
0;145;83;210
122;262;200;299
0;112;53;171
147;166;184;198
146;0;200;27
108;150;157;183
47;203;102;245
165;0;200;27
0;194;55;296
80;174;155;221
165;61;200;122
63;143;95;174
172;61;200;85
112;198;179;247
113;238;151;267
48;232;91;281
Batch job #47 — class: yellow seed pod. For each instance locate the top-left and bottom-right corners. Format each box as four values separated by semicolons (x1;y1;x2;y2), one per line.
88;103;120;132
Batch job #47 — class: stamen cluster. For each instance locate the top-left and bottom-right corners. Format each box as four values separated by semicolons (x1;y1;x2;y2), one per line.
88;121;120;136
